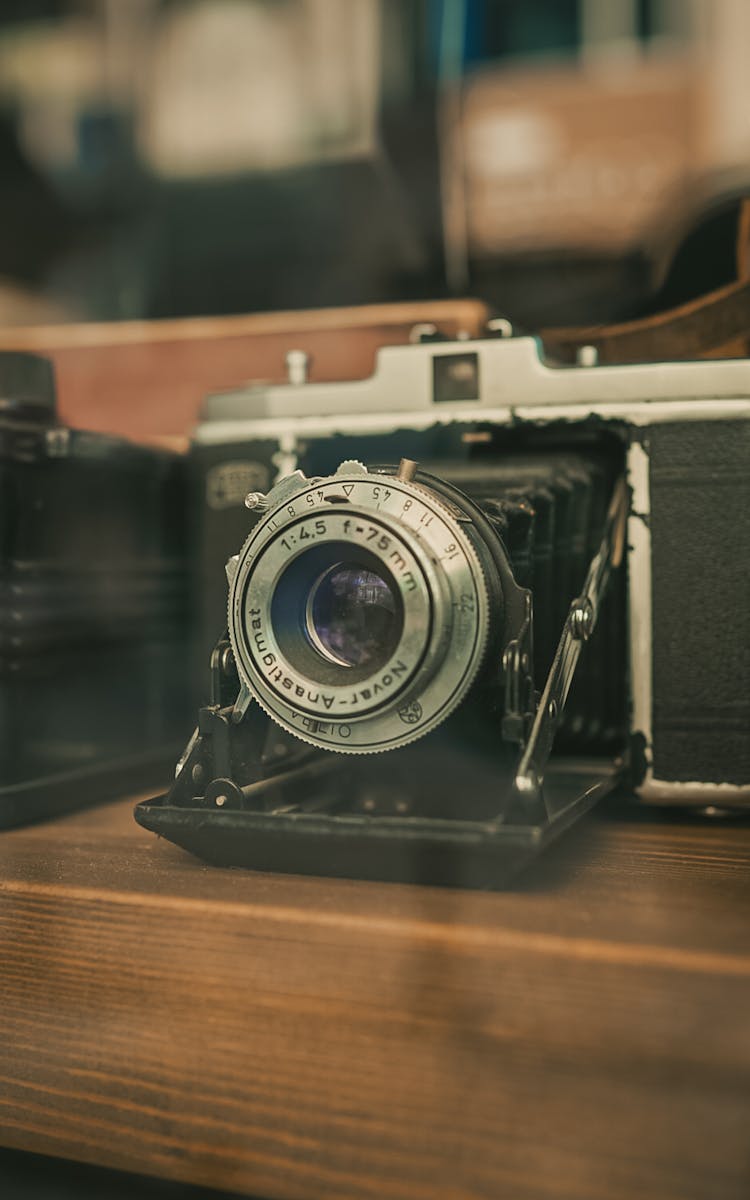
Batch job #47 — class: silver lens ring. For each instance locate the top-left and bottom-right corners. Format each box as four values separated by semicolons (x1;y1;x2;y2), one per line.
228;471;491;753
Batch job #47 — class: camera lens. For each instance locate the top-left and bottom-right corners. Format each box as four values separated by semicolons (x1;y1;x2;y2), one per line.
306;563;399;669
228;468;493;753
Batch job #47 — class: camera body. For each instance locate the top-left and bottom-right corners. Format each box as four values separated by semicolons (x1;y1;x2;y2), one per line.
136;328;749;886
196;331;748;802
1;352;190;829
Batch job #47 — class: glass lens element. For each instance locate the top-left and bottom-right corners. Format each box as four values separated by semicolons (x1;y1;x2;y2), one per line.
307;562;399;668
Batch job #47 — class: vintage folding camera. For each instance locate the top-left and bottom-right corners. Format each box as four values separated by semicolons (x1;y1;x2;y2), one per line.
136;326;750;886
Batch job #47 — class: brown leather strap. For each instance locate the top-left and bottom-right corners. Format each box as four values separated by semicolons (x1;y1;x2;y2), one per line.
541;276;750;364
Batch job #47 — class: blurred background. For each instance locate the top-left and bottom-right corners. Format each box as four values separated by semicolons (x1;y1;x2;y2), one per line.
1;0;750;330
1;13;749;1192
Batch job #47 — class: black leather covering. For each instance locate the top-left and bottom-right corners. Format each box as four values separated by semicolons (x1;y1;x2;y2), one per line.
649;420;750;785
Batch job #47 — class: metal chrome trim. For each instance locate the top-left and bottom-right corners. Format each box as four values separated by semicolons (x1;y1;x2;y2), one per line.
636;779;750;807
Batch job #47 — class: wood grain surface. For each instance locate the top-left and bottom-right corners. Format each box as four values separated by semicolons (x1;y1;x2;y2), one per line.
0;796;749;1200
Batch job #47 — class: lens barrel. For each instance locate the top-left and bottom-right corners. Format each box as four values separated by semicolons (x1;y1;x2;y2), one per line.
227;466;494;753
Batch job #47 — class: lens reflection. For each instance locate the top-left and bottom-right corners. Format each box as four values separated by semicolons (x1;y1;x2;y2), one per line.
307;562;399;668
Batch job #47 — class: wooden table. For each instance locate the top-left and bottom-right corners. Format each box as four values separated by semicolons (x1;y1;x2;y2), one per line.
0;795;748;1200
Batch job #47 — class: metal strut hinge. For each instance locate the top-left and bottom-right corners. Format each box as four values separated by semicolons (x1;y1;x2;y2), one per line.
513;477;628;809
